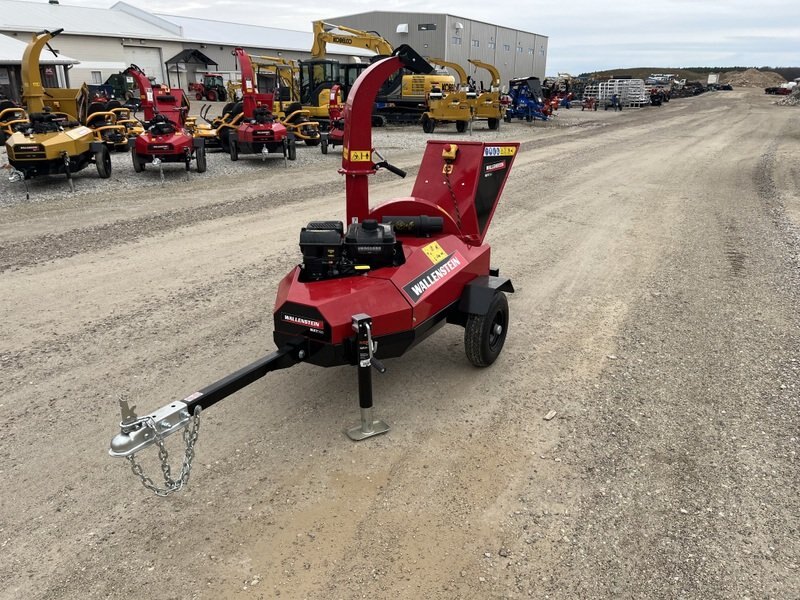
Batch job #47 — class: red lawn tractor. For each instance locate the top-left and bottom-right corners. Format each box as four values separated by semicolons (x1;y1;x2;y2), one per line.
188;73;228;102
110;46;519;495
227;48;296;165
126;65;207;175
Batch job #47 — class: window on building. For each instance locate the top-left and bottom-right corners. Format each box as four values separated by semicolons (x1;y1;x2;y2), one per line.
528;48;534;55
516;46;523;53
91;71;102;84
488;41;496;49
418;23;437;31
471;39;480;47
503;44;510;52
452;36;463;45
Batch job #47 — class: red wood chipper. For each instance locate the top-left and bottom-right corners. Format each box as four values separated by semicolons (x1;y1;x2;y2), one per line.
109;46;519;495
227;48;296;165
126;64;207;177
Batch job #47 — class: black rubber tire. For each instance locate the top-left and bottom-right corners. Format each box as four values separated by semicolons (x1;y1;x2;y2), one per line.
95;146;111;179
195;144;207;173
422;114;435;134
206;90;217;102
504;115;512;123
487;118;499;130
456;120;467;133
229;140;238;161
287;139;297;161
321;137;329;155
218;128;231;152
464;292;509;367
132;151;144;173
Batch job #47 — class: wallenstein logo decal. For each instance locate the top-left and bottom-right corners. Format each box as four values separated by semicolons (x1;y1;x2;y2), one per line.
403;252;466;303
281;313;324;330
485;160;507;173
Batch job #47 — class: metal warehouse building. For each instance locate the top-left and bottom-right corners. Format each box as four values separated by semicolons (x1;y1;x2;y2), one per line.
322;11;548;89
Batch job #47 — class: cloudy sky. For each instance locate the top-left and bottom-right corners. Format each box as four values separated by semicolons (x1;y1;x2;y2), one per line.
100;0;800;74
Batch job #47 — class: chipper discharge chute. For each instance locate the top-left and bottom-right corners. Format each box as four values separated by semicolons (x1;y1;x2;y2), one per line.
5;29;113;185
109;45;520;496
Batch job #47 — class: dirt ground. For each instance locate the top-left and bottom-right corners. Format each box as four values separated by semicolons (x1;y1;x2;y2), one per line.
1;89;799;600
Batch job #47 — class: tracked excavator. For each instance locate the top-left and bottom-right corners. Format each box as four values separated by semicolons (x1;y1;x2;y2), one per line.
301;20;454;125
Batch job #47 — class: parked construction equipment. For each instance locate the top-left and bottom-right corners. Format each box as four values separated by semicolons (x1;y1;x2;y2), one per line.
5;30;112;183
503;77;550;122
468;59;504;130
125;64;206;176
110;46;519;497
189;73;228;102
421;58;474;133
320;84;344;154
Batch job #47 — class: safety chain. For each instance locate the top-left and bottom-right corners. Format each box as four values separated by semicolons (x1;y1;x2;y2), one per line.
127;405;202;497
443;171;463;231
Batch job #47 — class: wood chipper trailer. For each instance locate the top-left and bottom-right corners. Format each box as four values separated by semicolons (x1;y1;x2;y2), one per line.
227;48;296;164
468;59;504;129
109;46;519;496
125;64;207;175
420;58;476;133
4;29;112;183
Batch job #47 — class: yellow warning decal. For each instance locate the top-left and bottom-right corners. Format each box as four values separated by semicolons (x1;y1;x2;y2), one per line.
422;241;448;264
349;150;372;162
483;146;516;157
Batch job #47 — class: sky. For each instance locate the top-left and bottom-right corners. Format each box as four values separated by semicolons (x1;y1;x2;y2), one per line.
87;0;800;74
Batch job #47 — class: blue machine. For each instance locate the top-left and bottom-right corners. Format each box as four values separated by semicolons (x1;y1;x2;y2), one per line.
503;77;549;122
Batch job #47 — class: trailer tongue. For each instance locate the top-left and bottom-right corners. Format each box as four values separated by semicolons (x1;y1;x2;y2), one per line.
110;46;520;495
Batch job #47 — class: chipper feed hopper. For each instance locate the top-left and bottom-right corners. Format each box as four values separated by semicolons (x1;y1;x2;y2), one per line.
109;46;519;496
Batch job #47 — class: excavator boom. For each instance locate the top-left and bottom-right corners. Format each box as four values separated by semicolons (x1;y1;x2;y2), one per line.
311;20;394;58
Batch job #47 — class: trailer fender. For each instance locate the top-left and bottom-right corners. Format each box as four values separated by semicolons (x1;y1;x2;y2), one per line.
90;141;105;153
192;137;205;149
458;275;515;316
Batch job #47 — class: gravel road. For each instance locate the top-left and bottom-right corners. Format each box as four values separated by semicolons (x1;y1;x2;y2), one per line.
1;90;798;600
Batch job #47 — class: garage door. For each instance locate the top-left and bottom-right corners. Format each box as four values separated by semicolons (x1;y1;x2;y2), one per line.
123;46;164;84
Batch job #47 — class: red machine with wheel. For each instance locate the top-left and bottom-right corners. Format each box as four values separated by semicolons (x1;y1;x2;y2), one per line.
227;48;296;165
109;46;519;495
320;84;344;154
126;65;206;175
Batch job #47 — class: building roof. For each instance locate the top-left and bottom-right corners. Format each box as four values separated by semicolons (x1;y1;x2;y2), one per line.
0;32;78;65
0;0;179;39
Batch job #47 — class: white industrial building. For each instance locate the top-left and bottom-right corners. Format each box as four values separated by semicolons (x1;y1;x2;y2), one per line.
0;0;370;100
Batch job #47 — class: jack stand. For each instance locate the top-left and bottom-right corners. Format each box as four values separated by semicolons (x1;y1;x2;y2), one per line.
153;157;164;184
262;145;269;162
346;313;389;441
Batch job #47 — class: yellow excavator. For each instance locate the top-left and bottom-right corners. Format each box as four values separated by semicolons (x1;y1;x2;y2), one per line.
5;29;113;182
302;20;455;124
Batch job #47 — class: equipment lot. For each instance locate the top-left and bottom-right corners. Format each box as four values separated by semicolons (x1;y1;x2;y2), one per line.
1;89;798;598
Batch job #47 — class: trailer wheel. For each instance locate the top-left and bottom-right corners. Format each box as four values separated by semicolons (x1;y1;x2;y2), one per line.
504;115;512;123
464;292;509;367
487;118;499;130
422;114;435;134
287;138;297;161
195;145;207;173
321;137;329;155
195;92;203;101
229;140;238;161
132;151;144;173
456;120;467;133
95;146;112;179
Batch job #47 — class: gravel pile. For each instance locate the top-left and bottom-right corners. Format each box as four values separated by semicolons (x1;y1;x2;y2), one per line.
776;86;800;106
722;68;785;87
